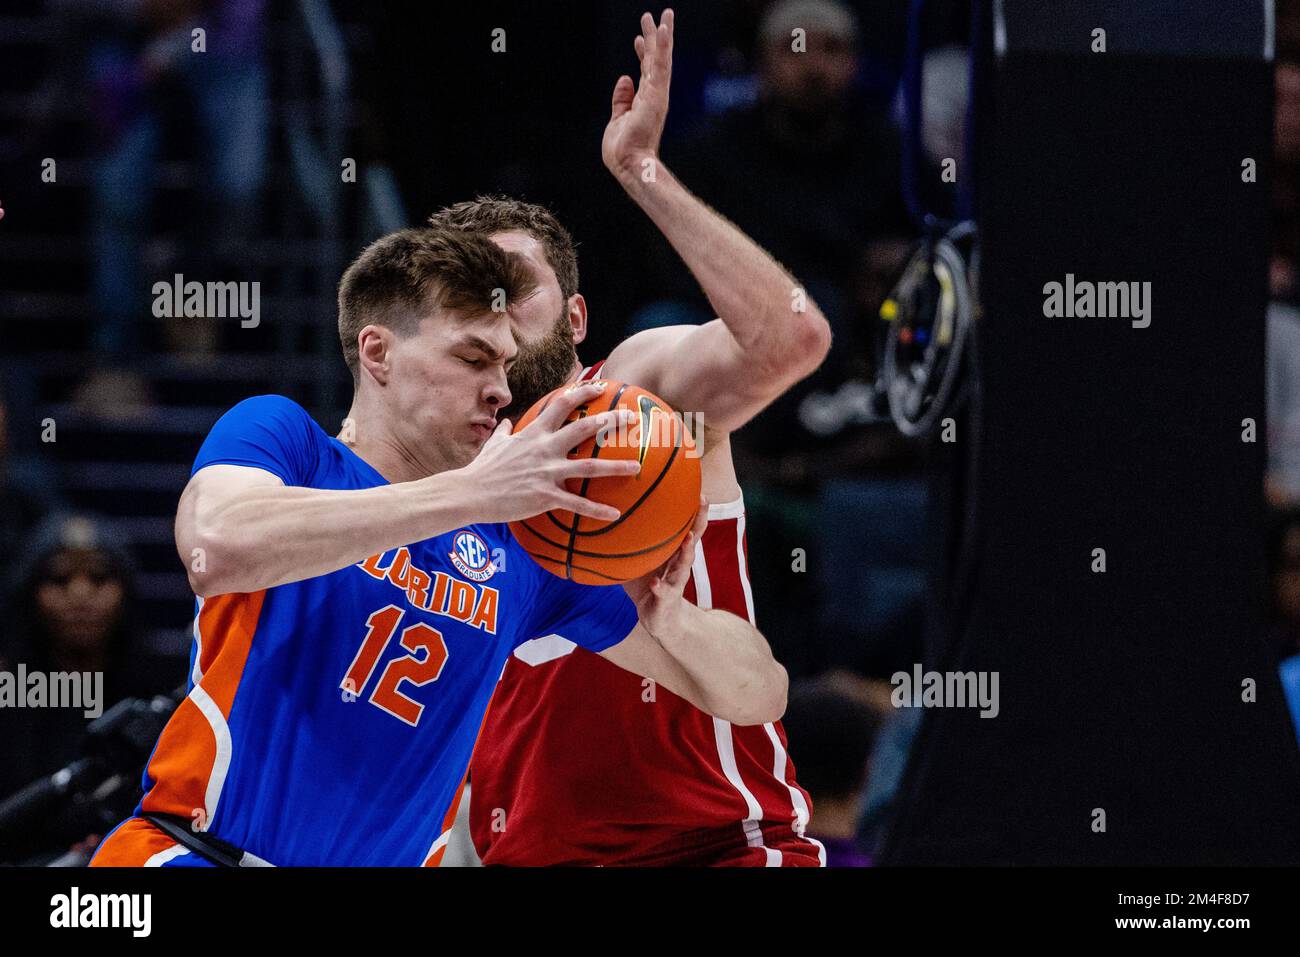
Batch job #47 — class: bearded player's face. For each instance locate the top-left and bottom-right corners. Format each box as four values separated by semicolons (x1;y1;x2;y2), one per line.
489;230;580;421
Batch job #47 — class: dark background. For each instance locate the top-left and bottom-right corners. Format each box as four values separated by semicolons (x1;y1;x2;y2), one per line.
1;0;1299;866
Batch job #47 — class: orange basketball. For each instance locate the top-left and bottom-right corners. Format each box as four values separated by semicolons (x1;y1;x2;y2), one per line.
508;380;701;585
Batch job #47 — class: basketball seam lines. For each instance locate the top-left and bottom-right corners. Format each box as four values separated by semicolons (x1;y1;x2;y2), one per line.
565;382;627;579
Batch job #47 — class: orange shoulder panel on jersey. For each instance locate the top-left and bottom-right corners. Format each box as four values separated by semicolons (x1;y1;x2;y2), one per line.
140;591;266;822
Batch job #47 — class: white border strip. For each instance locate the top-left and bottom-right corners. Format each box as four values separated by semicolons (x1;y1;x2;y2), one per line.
764;724;826;866
186;597;234;829
144;844;190;867
694;536;781;865
735;511;823;864
423;828;452;865
707;494;746;521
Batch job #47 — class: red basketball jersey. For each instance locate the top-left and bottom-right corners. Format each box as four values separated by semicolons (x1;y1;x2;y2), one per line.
469;363;823;866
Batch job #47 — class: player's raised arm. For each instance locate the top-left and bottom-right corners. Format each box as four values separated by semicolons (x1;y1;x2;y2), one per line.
177;385;639;597
598;498;788;726
600;9;833;434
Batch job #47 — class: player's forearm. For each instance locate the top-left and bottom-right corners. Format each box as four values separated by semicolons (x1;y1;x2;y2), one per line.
183;473;477;596
617;160;831;376
653;602;788;726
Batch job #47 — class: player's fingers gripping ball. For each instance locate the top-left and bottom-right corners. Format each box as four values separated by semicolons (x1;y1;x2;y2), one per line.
509;380;701;584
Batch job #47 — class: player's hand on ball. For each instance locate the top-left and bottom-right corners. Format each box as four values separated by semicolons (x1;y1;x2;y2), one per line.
623;493;707;635
460;381;639;524
603;9;674;182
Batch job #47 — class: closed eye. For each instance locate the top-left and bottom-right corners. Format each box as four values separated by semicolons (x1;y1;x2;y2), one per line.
460;354;515;371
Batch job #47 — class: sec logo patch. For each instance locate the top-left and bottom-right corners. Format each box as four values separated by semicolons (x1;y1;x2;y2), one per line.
449;530;497;582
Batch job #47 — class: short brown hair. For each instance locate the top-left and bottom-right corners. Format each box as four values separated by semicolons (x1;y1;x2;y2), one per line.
337;226;537;382
427;196;579;301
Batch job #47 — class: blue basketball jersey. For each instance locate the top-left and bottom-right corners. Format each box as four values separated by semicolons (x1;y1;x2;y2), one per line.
128;395;637;865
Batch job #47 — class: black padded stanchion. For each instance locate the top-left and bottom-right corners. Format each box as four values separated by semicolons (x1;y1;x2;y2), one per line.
882;0;1300;865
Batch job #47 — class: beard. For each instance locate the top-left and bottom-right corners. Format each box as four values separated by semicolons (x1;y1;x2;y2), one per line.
500;309;579;422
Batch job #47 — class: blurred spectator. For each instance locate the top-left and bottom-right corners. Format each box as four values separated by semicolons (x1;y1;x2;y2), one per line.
898;43;969;221
1273;37;1300;304
779;668;923;861
915;45;967;171
1270;302;1300;505
0;514;180;860
781;677;882;865
82;0;268;376
648;0;910;358
855;701;923;856
1270;508;1300;745
1271;50;1300;504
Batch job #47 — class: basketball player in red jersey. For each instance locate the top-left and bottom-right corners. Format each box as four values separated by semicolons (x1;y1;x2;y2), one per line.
430;9;833;866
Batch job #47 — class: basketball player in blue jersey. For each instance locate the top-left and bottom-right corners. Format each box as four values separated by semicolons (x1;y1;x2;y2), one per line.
90;226;787;867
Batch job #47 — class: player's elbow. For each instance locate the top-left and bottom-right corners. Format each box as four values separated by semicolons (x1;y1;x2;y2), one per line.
762;661;790;723
756;306;831;384
179;518;244;597
790;308;832;377
187;568;232;599
715;661;788;726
